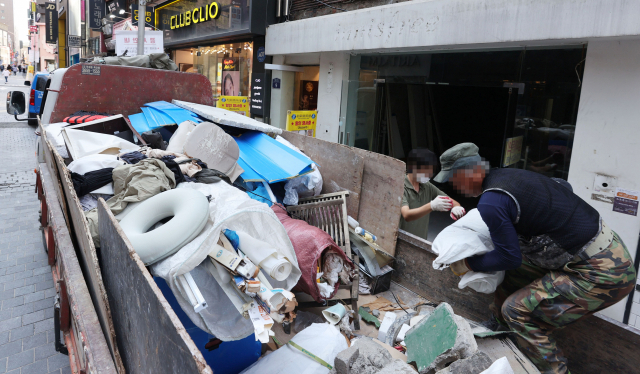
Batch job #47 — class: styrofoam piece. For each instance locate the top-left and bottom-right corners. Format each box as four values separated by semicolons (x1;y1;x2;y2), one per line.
396;324;411;342
378;312;397;342
479;357;515;374
172;99;283;135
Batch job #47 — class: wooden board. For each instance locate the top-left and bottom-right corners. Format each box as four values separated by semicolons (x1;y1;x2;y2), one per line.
39;164;117;374
393;230;640;374
280;131;365;220
50;146;125;372
40;125;71;229
352;148;405;255
97;200;212;374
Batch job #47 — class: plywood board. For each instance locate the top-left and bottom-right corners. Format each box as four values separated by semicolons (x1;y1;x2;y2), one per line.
39;164;117;374
352;148;405;255
51;146;125;372
97;201;212;374
393;230;640;374
280;131;364;220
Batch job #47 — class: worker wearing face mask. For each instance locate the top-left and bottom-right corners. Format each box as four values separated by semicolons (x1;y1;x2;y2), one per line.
400;148;466;240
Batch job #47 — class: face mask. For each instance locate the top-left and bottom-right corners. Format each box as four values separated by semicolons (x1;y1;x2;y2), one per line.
416;174;430;183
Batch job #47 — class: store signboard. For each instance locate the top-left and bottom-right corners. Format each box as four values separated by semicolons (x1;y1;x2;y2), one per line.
250;73;266;117
217;96;249;117
89;0;105;30
68;35;82;48
115;30;163;56
286;110;317;137
132;3;154;27
156;0;255;47
29;26;37;33
45;0;58;44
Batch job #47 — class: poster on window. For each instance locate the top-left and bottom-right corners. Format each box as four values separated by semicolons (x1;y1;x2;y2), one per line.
299;80;318;110
115;30;163;56
222;71;240;96
286;110;317;137
217;96;249;117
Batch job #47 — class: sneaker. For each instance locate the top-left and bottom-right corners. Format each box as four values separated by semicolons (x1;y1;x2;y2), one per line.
480;314;510;332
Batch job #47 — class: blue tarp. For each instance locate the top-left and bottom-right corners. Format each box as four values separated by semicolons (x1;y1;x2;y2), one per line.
145;101;202;125
234;131;314;183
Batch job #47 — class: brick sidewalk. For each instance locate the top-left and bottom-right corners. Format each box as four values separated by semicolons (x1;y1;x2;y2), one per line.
0;123;71;374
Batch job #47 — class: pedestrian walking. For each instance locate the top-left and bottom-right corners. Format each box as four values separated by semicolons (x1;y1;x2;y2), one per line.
3;68;10;83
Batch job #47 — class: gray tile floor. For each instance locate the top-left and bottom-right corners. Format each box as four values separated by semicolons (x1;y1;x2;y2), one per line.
0;115;71;373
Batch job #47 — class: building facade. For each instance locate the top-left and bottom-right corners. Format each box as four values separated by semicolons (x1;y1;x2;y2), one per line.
264;0;640;326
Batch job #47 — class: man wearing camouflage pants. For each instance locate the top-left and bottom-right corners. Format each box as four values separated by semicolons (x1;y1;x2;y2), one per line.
432;143;636;374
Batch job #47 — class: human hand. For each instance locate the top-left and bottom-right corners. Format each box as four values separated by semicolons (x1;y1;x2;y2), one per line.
450;206;466;221
430;196;453;212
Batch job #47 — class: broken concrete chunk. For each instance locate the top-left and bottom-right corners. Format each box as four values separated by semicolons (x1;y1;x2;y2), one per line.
377;359;418;374
405;303;477;374
349;337;393;373
437;352;492;374
335;346;360;374
372;310;380;317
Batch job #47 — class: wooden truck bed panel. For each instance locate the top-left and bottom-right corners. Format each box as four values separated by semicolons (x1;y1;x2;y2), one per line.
38;164;117;373
97;200;212;374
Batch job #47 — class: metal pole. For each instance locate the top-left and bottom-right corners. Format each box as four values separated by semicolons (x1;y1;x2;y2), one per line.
136;0;146;55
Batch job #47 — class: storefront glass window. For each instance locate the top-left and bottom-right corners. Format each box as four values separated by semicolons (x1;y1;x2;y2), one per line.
192;41;253;98
156;0;251;47
344;46;586;241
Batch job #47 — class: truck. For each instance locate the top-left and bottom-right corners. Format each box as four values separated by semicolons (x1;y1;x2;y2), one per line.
6;63;640;374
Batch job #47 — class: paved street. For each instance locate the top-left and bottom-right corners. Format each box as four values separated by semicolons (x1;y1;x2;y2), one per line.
0;74;71;374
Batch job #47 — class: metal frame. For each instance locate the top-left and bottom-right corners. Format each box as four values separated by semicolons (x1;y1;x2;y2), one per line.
287;191;360;329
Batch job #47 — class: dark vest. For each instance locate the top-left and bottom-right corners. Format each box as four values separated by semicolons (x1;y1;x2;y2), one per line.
482;168;600;256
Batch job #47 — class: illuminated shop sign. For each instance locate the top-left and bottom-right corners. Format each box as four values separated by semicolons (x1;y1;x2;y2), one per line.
170;1;220;29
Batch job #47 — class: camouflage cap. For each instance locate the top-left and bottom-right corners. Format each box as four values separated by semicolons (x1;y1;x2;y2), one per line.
433;143;481;183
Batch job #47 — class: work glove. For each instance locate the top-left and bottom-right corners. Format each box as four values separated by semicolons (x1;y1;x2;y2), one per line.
430;196;453;212
450;206;466;221
450;259;470;277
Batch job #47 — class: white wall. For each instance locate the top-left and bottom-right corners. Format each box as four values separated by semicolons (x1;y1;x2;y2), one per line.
316;52;350;142
269;69;295;129
267;0;640;55
569;39;640;324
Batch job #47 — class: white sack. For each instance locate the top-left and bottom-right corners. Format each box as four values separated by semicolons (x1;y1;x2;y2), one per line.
67;154;125;195
432;209;505;294
241;323;347;374
479;357;515;374
44;122;72;158
62;128;139;160
151;182;301;340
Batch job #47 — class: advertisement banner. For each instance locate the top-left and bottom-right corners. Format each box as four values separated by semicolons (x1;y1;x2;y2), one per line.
502;136;523;167
216;96;249;117
45;0;58;44
286;110;317;137
114;30;163;56
89;0;105;30
299;80;318;110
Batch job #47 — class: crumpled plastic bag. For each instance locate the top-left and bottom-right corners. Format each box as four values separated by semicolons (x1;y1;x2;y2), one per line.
275;135;323;205
432;209;505;293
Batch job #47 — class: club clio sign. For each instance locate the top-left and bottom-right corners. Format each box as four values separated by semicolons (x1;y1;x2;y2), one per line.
170;2;220;29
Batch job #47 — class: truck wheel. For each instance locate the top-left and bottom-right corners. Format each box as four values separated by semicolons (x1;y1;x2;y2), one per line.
28;113;38;127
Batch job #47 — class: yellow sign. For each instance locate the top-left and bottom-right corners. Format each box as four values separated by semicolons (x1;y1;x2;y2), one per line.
217;96;249;117
169;1;220;29
27;65;35;74
503;136;523;167
286;110;317;137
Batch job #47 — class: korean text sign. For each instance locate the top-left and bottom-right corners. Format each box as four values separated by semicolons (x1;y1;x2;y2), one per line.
115;30;163;56
217;96;250;117
286;110;317;137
